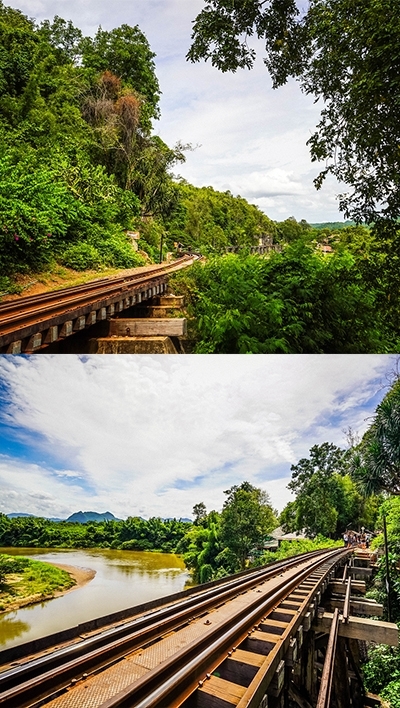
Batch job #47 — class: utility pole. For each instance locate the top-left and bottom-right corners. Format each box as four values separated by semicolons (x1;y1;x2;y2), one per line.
159;233;164;264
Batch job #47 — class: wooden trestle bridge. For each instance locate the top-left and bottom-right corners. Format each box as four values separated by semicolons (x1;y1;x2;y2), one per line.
0;255;199;354
0;547;397;708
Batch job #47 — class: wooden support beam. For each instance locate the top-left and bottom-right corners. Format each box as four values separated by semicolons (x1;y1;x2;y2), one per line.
44;325;58;344
314;612;399;646
89;336;179;354
6;340;21;354
343;579;351;623
198;674;246;706
73;316;86;331
130;305;183;318
301;631;316;704
25;332;42;351
288;681;313;708
60;320;73;337
286;637;298;667
316;608;339;708
332;637;352;708
329;580;365;595
348;566;372;577
365;692;382;707
267;659;285;697
109;318;187;337
157;295;185;307
326;597;384;617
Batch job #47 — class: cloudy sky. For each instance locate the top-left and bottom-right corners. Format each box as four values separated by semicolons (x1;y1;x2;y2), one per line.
8;0;344;222
0;355;394;521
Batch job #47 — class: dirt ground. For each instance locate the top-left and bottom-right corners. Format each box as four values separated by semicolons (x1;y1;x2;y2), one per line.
47;562;96;596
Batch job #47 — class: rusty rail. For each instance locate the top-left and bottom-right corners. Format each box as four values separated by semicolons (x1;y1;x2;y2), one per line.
343;577;352;623
100;551;343;708
0;255;198;351
341;562;348;583
0;548;349;708
316;608;340;708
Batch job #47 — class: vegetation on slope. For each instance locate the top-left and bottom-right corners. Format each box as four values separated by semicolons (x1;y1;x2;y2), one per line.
0;2;278;292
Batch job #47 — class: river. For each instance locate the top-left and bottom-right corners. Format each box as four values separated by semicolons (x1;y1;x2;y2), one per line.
0;547;190;651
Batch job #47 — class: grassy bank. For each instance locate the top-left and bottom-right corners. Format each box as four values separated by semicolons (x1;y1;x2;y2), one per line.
253;537;343;567
0;553;75;613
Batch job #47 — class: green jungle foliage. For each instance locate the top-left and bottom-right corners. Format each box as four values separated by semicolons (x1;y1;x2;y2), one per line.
368;498;400;623
177;483;278;583
363;643;400;708
0;514;190;553
0;2;281;281
164;182;276;254
280;443;381;538
0;3;191;277
170;241;390;353
351;379;400;496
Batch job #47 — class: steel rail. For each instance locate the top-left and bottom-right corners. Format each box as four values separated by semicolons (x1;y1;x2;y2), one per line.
341;562;348;583
343;577;351;623
95;548;349;708
0;546;332;668
0;257;196;341
0;257;194;317
0;548;340;707
316;608;340;708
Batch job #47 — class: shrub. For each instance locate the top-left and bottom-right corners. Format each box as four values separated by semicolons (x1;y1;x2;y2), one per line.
381;680;400;708
61;242;101;270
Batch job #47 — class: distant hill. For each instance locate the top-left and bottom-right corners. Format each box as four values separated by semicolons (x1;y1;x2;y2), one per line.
6;512;64;521
66;511;122;523
310;221;356;230
6;511;122;523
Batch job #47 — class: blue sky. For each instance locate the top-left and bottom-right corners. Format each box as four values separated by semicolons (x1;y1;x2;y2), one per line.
0;355;394;519
7;0;344;222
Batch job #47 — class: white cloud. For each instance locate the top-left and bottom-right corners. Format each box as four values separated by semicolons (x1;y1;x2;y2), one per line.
0;355;392;519
6;0;345;221
0;457;86;518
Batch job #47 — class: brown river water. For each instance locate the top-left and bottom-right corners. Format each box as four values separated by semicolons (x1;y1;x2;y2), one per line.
0;547;190;651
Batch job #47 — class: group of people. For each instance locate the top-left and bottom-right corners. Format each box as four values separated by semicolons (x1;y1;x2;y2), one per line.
343;528;372;548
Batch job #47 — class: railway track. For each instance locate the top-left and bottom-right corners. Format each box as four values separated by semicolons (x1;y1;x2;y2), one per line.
0;546;350;708
0;255;198;352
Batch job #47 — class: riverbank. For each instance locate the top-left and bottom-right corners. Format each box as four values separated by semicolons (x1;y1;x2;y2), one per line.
0;554;95;614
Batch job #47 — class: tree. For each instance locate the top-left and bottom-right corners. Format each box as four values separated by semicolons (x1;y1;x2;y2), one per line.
220;482;277;570
351;379;400;496
81;24;160;126
193;502;207;526
176;519;223;583
283;443;365;537
188;0;400;224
